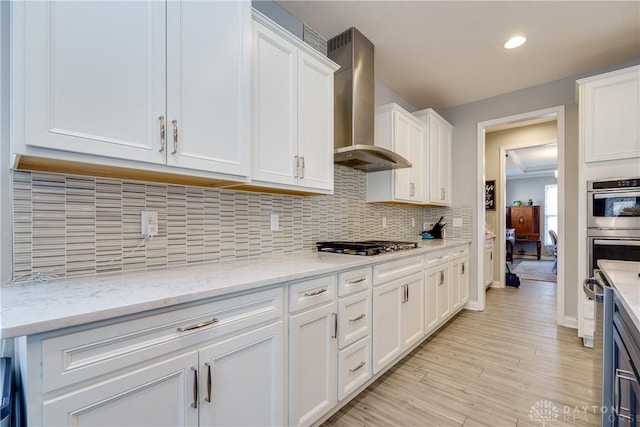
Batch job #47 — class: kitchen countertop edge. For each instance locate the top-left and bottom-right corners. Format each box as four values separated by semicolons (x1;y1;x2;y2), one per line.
1;239;470;338
599;260;640;331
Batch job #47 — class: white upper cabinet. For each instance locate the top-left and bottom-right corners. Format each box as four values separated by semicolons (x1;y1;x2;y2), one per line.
367;103;425;204
12;0;250;179
251;10;338;194
578;65;640;163
413;108;453;206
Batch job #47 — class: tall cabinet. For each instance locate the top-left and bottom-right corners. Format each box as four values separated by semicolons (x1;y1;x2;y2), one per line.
12;0;251;178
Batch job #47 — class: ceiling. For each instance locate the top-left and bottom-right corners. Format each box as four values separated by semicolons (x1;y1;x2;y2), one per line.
276;1;640;110
506;143;557;179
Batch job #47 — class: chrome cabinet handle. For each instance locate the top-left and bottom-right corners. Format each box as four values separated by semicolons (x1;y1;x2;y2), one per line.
294;155;299;178
300;156;305;179
305;288;327;297
348;277;366;285
349;361;366;373
490;252;493;261
462;263;465;275
349;313;366;322
159;116;166;152
171;119;178;154
177;318;219;333
439;271;444;285
332;313;337;338
191;367;198;409
204;362;212;403
614;368;637;420
441;188;445;200
410;182;415;197
407;284;409;301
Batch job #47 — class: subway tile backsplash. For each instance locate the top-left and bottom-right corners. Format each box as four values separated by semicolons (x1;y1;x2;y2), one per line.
11;166;472;281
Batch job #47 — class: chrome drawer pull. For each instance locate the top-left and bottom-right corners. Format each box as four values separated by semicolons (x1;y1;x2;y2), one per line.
178;318;219;333
348;277;367;285
305;288;327;297
171;119;178;154
349;361;366;372
159;116;166;152
204;362;212;403
349;313;366;322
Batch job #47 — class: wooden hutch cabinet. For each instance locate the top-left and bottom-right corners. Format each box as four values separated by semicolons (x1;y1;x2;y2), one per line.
506;206;541;259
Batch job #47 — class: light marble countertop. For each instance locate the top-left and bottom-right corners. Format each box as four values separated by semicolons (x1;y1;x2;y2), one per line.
1;238;469;339
599;260;640;331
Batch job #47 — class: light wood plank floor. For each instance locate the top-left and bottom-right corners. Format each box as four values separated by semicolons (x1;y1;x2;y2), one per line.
322;279;599;427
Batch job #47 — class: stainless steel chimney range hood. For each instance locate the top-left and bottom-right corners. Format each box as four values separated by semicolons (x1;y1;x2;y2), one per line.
328;28;411;172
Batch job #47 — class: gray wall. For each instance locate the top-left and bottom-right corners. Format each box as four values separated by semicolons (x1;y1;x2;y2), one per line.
506;176;557;214
0;0;11;285
441;60;639;320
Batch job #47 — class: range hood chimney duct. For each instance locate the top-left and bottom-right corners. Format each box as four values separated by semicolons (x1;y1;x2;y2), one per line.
328;28;411;172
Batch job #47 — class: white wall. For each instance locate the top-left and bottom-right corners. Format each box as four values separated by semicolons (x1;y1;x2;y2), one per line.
506;176;556;212
440;60;639;321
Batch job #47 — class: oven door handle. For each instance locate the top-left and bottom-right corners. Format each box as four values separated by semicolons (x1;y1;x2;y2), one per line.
593;191;640;199
583;277;604;302
593;239;640;247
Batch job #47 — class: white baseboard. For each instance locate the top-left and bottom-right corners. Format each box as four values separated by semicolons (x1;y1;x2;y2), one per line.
464;300;482;311
558;316;578;329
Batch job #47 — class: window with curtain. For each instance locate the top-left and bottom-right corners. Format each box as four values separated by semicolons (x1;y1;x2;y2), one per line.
545;184;558;245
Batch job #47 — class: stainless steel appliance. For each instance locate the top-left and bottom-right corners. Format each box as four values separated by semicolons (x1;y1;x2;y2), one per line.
587;177;640;275
316;241;418;256
583;270;614;425
588;177;640;230
327;28;412;172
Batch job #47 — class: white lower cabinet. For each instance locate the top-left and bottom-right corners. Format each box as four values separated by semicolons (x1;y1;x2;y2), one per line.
484;238;495;288
288;301;337;427
450;247;470;312
21;287;285;427
372;271;424;374
425;260;451;333
338;337;371;401
43;351;200;427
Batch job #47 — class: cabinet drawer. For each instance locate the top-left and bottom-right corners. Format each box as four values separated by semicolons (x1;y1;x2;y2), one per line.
288;275;337;313
425;251;450;269
338;291;371;349
373;255;424;286
338;337;372;401
338;267;372;297
41;287;283;393
449;245;469;260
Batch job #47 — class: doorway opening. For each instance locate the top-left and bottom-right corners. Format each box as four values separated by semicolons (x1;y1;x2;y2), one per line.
476;106;568;326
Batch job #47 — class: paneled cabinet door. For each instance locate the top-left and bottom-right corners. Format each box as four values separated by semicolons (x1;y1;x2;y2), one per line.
424;269;440;333
251;19;298;186
18;1;166;164
425;265;451;329
43;351;199;427
484;244;494;287
198;322;285;427
428;114;453;206
451;255;469;311
401;274;425;348
393;113;424;203
289;303;337;427
297;49;335;192
166;0;250;176
372;281;403;374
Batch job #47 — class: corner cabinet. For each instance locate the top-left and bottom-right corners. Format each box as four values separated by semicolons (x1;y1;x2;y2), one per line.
367;103;425;204
413;109;453;206
578;65;640;163
11;0;251;180
250;10;339;194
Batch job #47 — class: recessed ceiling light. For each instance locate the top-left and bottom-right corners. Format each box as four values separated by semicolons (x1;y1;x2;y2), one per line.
504;36;527;49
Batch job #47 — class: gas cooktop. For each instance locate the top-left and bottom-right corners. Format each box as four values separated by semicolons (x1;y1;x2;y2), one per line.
315;240;418;256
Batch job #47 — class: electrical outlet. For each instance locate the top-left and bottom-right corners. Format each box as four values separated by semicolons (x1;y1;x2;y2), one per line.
411;218;415;227
141;211;158;237
382;217;387;228
270;213;280;231
423;222;429;230
453;217;463;227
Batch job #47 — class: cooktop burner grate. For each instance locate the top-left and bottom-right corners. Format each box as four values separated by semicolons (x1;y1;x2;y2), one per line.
315;240;418;256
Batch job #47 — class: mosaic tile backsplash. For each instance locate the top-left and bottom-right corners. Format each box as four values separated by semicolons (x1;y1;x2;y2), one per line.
11;166;472;281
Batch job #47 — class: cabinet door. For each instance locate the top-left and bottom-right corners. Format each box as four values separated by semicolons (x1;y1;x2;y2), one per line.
372;281;403;374
289;302;337;427
18;1;166;163
393;112;416;202
581;66;640;163
484;246;494;287
424;269;440;333
166;0;250;176
43;351;199;427
437;266;451;323
297;49;335;192
251;20;298;186
612;327;640;424
451;256;469;311
199;322;285;427
428;115;453;205
401;273;425;348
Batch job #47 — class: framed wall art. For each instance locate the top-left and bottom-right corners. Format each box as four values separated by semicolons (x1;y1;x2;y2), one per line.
485;180;496;210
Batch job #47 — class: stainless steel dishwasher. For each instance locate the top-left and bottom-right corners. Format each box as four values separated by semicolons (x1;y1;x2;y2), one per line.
584;269;614;426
